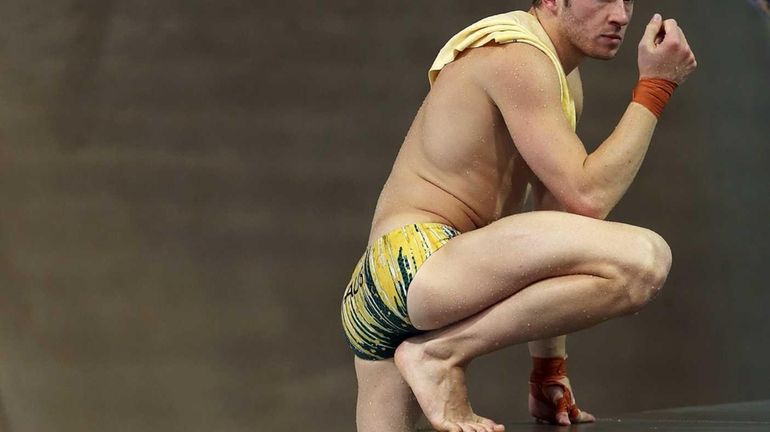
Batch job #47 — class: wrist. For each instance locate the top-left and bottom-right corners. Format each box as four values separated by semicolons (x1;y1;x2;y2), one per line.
529;347;567;358
528;335;567;358
632;78;678;119
530;355;569;381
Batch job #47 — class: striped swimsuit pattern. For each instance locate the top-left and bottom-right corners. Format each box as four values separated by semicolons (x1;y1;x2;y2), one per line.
341;223;461;360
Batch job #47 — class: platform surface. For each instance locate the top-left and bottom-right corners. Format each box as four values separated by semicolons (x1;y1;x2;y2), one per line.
420;399;770;431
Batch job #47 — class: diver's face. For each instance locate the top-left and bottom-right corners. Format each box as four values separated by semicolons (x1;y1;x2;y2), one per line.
559;0;634;60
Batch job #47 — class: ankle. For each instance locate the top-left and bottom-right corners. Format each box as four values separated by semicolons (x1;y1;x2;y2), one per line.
419;337;471;366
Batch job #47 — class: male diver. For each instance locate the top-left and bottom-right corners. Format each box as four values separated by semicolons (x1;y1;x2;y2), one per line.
341;1;697;431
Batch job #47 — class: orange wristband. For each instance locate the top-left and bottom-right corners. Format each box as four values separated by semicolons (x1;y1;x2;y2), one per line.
632;78;678;119
530;355;568;382
529;356;581;420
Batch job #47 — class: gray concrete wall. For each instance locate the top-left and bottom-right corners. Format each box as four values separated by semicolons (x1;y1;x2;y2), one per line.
0;0;767;430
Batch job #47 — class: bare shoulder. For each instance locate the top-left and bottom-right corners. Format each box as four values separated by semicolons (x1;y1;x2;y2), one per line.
475;42;563;109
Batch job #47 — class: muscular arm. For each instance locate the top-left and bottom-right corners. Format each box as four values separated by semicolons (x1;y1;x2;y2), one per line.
533;104;656;219
510;15;697;364
488;15;697;220
582;103;658;219
484;43;657;220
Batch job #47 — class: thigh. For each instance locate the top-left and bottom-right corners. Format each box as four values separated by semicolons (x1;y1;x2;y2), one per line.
406;210;664;330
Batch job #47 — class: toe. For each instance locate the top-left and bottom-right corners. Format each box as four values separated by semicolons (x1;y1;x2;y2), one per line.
555;412;571;426
477;423;494;432
572;409;597;423
479;416;505;432
468;422;488;432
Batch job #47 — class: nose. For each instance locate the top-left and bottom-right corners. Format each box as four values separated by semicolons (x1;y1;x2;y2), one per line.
608;0;631;28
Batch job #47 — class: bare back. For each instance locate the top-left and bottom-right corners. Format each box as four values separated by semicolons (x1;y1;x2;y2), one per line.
369;43;583;242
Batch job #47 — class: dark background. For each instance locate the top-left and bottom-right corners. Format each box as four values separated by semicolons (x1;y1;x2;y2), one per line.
0;1;768;431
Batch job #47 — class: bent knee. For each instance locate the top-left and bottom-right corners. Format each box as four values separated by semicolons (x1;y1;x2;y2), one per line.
406;283;443;331
407;304;444;331
621;229;673;311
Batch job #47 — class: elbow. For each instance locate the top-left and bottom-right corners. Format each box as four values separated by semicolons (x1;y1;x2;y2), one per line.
540;182;609;219
566;191;608;220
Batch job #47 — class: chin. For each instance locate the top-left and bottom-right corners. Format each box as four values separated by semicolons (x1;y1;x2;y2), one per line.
591;51;619;60
587;47;620;60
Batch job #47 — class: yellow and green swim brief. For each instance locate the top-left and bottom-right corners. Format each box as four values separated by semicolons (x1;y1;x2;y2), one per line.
341;222;461;360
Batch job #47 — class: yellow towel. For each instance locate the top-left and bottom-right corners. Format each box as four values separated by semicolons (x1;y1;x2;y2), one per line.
429;10;576;130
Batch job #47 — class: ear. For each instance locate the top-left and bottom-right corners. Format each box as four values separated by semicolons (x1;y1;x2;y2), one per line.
540;0;561;14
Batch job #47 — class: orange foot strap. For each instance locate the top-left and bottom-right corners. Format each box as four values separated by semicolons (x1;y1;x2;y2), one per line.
529;356;581;420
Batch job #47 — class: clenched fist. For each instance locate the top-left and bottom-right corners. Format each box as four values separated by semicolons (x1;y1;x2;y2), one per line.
638;14;698;84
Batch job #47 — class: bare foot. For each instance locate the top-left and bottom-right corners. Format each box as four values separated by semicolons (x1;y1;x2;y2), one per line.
528;376;596;426
395;339;505;432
